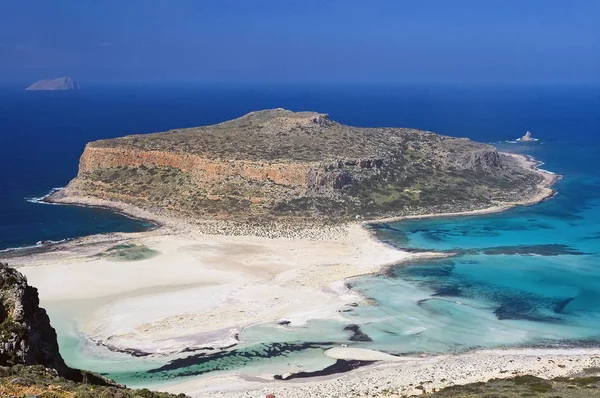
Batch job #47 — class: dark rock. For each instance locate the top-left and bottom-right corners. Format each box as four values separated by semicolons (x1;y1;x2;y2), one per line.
0;262;115;386
0;262;70;374
10;376;33;386
343;324;373;342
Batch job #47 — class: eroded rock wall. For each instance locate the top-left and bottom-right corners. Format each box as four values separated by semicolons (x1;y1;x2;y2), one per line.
78;145;386;193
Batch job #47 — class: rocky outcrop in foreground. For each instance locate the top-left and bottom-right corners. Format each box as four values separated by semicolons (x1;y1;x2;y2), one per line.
0;262;111;385
25;76;79;91
0;262;187;396
0;262;71;373
55;109;546;225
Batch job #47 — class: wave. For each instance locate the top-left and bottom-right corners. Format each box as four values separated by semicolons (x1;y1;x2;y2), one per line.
0;238;71;254
501;138;541;144
25;187;64;205
538;168;557;175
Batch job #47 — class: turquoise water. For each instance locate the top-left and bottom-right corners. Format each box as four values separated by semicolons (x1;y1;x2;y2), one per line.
352;140;600;353
59;139;600;387
6;85;598;385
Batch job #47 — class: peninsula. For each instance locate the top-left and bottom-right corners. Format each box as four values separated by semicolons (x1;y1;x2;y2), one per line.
7;110;567;397
49;109;550;236
25;76;79;91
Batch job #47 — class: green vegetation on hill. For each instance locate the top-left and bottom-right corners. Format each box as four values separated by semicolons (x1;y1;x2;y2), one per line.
429;374;600;398
0;365;187;398
61;109;548;225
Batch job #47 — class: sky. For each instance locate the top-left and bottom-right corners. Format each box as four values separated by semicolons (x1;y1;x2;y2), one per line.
0;0;598;85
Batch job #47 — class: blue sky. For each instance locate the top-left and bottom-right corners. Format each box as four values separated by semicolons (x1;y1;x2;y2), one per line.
0;0;598;85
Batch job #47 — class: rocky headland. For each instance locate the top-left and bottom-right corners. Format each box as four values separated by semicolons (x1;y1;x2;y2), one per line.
25;76;79;91
0;262;186;397
13;109;570;397
49;108;553;234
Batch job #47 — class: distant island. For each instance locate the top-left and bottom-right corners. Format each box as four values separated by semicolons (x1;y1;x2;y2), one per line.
49;108;553;235
25;76;79;91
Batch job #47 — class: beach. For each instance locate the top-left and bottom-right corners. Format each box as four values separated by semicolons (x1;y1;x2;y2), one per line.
5;153;586;396
167;348;600;397
12;222;430;356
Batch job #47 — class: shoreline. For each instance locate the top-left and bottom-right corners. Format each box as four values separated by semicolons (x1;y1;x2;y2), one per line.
29;152;559;247
363;152;559;227
166;347;600;397
8;151;579;396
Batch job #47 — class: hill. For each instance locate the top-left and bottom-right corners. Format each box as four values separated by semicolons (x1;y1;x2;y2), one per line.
51;109;550;231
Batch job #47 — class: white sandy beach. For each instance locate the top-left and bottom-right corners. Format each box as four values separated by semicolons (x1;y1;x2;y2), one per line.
6;152;583;397
16;223;428;355
167;347;600;397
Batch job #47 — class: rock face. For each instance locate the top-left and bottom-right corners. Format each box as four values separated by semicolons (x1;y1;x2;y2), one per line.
519;131;536;142
0;262;68;372
56;109;544;223
0;263;112;384
25;77;79;91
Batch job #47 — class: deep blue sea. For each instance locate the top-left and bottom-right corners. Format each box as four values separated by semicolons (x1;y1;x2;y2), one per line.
1;84;598;251
1;84;599;384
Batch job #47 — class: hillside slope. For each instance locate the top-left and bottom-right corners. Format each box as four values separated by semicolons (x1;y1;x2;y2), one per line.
0;262;186;397
53;109;546;226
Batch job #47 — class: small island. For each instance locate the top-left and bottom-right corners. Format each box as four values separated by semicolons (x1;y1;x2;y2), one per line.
49;109;552;236
25;76;79;91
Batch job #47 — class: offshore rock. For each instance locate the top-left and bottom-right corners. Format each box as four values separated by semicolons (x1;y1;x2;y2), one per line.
519;131;537;142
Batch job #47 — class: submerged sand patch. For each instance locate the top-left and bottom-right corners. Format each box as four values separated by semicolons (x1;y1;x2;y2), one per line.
98;243;159;261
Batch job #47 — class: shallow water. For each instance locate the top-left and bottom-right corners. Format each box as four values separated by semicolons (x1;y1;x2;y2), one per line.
5;85;598;385
348;140;600;354
42;139;600;388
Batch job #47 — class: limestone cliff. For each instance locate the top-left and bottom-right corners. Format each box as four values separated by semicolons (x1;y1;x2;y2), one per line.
0;262;111;385
0;264;191;396
0;263;68;370
55;109;545;223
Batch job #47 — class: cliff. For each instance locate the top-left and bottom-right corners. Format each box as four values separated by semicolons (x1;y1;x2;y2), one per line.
0;262;70;372
25;76;79;91
0;262;107;383
55;109;546;224
0;262;187;396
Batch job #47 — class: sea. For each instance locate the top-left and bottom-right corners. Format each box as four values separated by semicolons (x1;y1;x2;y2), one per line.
0;83;599;385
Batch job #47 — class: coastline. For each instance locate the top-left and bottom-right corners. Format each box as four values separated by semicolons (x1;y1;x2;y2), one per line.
164;347;600;397
32;152;559;244
363;152;559;226
7;151;581;397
